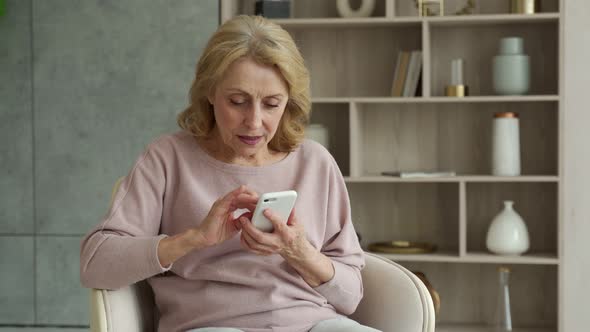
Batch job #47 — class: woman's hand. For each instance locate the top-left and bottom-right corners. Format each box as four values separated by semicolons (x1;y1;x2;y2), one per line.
238;209;308;258
239;209;335;287
158;186;258;268
191;185;259;248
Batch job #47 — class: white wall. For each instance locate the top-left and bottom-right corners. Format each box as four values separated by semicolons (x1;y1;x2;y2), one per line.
563;0;590;331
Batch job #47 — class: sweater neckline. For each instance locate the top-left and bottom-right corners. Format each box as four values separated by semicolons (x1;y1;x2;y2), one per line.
182;130;299;175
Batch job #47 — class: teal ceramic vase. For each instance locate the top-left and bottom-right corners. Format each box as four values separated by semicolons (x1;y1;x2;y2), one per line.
493;37;530;95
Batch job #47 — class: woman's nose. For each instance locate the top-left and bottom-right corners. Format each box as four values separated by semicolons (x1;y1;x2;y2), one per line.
243;104;262;129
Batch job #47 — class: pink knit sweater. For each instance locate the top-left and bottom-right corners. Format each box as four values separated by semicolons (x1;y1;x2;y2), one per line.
80;130;365;332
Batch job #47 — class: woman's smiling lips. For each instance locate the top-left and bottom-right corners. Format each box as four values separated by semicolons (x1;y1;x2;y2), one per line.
238;135;262;145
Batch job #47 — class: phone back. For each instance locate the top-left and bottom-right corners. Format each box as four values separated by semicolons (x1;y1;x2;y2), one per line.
251;190;297;232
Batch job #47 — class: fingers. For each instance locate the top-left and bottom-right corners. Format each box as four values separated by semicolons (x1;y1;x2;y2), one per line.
263;209;287;233
215;185;258;211
286;209;297;226
240;216;281;249
231;193;258;211
240;230;274;255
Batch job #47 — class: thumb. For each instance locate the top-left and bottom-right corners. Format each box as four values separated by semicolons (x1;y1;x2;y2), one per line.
263;209;286;233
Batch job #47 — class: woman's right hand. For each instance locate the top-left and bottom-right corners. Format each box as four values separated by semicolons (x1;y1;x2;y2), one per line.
158;186;258;268
191;185;259;248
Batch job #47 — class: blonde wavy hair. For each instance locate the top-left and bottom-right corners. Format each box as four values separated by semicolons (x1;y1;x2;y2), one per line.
177;15;311;152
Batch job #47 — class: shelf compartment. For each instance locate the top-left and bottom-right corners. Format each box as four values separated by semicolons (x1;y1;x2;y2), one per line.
351;102;557;177
309;103;350;176
463;252;558;265
436;323;555;332
348;182;459;254
373;251;558;264
345;175;559;183
430;20;558;96
426;13;559;26
394;0;558;17
286;25;421;97
398;262;557;329
226;0;387;18
313;95;559;103
271;13;559;28
466;182;557;256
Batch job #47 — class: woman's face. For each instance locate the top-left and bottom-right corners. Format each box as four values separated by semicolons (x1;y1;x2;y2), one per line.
208;57;289;161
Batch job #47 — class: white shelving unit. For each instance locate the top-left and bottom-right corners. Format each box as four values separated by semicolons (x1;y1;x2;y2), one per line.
221;1;562;330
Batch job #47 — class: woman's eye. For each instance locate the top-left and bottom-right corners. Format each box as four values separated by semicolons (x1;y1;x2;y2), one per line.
266;104;279;108
230;99;245;105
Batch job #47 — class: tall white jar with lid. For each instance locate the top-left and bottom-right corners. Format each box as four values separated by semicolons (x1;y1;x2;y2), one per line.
492;112;521;176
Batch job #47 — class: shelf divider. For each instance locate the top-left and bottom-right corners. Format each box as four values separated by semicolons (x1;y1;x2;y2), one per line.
349;102;362;177
422;20;431;98
460;181;467;257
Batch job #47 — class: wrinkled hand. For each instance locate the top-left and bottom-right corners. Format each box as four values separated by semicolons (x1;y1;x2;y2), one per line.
239;209;312;259
192;185;258;248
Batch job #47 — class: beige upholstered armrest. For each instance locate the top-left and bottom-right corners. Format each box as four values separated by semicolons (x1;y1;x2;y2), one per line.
89;281;156;332
350;252;436;332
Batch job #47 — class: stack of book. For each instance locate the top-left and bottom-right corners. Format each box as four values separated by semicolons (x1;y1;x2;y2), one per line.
391;50;423;97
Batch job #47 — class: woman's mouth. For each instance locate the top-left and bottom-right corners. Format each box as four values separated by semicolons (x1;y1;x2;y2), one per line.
238;135;262;146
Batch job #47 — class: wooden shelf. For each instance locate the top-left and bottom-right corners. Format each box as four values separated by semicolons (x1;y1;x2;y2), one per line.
345;176;559;183
223;2;562;328
271;13;559;28
464;252;559;265
436;323;555;332
271;17;420;28
312;96;559;104
371;251;558;265
427;13;559;26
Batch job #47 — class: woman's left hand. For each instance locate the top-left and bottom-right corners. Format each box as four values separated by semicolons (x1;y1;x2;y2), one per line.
239;209;312;260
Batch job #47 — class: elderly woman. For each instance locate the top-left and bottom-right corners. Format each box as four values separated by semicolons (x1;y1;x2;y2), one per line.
80;15;377;332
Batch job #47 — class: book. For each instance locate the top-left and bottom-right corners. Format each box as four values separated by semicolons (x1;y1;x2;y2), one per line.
391;51;410;97
381;171;457;178
403;50;423;97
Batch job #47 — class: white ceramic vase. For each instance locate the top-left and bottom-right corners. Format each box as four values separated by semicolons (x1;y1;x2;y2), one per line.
492;112;521;176
486;201;530;255
336;0;375;18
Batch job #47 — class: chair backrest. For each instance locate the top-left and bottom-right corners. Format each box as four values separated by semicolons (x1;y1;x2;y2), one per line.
350;253;436;332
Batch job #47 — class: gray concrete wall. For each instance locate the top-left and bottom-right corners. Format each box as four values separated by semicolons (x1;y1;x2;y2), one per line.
0;0;218;326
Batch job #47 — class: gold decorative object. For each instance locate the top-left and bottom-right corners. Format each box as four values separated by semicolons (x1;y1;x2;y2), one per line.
510;0;540;14
415;0;475;16
455;0;476;15
413;271;441;315
417;0;444;17
368;241;437;254
445;58;469;97
445;84;469;97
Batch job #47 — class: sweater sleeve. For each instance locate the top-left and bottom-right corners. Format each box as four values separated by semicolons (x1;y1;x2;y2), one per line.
313;156;366;315
80;140;171;290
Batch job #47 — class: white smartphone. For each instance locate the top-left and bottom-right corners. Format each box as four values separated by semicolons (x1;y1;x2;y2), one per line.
251;190;298;232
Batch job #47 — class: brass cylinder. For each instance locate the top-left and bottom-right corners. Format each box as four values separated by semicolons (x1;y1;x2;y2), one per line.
511;0;541;14
445;84;468;97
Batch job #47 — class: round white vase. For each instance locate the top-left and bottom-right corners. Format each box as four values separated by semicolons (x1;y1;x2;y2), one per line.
486;201;530;255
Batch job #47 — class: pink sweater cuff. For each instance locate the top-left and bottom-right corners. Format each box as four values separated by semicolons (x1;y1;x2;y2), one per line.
312;261;362;314
155;234;174;271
